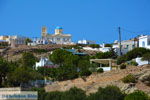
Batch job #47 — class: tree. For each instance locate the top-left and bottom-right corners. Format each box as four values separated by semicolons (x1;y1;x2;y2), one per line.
64;54;79;67
31;87;46;100
56;66;78;81
142;52;150;64
105;44;112;47
78;60;90;70
21;52;37;68
0;57;9;87
62;87;86;100
124;90;149;100
7;67;43;86
49;49;72;65
125;48;150;61
45;91;63;100
95;49;117;59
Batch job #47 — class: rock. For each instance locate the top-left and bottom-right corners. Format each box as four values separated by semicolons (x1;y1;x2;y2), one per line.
138;71;150;86
121;83;137;94
143;65;150;68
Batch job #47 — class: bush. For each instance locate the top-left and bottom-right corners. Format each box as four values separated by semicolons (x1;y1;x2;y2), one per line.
97;68;104;73
122;74;136;83
117;48;150;64
30;87;46;100
120;64;127;69
142;52;150;65
105;44;112;47
117;56;127;65
124;90;149;100
45;91;63;100
130;61;138;66
80;69;92;76
41;87;86;100
140;74;150;86
89;44;100;48
63;87;86;100
87;85;125;100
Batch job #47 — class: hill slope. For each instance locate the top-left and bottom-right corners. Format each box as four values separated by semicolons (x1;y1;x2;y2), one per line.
45;65;150;95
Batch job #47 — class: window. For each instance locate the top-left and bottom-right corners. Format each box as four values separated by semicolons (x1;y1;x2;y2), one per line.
57;38;60;41
126;45;129;49
132;45;135;48
142;41;145;47
148;41;150;45
63;38;66;41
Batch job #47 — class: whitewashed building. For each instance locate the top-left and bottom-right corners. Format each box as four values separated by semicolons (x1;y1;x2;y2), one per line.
138;35;150;49
112;38;138;55
135;57;148;66
41;26;72;44
35;57;57;69
0;35;27;45
78;39;95;45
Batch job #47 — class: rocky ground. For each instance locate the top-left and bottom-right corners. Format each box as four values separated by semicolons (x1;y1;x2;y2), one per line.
45;65;150;95
1;44;71;61
1;45;101;61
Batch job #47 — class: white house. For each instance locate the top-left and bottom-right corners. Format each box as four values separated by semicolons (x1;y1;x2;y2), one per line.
28;38;50;46
83;45;111;52
35;57;57;69
112;38;138;55
82;46;100;51
138;35;150;49
78;39;95;45
99;47;111;52
0;35;27;45
135;57;148;66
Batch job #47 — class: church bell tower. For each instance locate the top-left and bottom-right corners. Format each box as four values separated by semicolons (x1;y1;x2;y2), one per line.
41;26;47;38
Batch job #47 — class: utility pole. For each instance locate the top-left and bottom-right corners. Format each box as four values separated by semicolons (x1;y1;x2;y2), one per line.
118;27;122;56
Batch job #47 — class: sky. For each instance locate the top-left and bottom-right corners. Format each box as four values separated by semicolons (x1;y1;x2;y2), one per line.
0;0;150;43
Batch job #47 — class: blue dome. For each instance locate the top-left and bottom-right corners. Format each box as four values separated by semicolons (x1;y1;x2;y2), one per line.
56;26;63;29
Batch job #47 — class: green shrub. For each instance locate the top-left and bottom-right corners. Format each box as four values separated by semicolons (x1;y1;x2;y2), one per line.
45;91;63;100
63;87;86;100
142;52;150;65
97;68;104;73
117;48;150;64
80;69;92;76
30;87;46;100
124;90;149;100
87;85;125;100
130;61;138;66
120;64;127;69
117;56;127;65
89;44;100;48
122;74;136;83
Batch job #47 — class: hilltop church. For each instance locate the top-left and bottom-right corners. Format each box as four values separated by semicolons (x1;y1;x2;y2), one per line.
41;26;72;44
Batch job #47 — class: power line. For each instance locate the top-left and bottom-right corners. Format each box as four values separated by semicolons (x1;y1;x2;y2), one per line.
121;28;150;34
117;27;150;41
